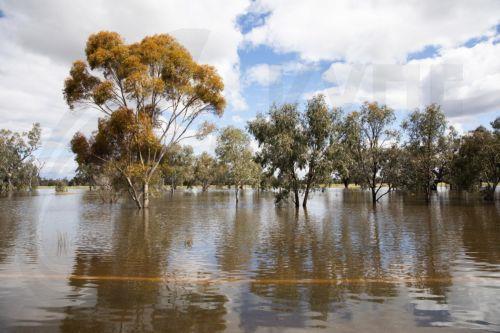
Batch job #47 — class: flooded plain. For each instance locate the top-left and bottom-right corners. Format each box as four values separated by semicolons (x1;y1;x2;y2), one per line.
0;188;499;332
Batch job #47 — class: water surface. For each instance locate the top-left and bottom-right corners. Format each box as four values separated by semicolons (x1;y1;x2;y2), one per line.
0;189;499;332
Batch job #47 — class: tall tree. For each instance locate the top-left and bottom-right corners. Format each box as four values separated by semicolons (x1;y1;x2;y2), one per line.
64;31;225;208
0;123;42;192
216;127;260;204
345;102;399;204
248;103;306;207
301;95;339;207
402;104;448;202
333;109;360;189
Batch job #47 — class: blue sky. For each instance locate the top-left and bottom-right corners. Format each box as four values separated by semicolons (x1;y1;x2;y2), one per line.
0;0;499;178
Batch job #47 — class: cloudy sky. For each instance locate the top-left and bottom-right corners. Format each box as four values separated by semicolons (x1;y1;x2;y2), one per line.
0;0;499;178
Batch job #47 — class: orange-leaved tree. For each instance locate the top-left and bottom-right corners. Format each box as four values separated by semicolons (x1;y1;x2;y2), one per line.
65;31;225;208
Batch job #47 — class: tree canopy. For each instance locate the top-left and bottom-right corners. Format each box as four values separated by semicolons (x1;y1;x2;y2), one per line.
0;123;42;193
450;122;499;200
401;104;450;202
216;126;260;203
342;102;399;204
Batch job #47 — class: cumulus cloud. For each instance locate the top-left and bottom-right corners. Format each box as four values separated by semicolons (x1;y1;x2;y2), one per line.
245;0;500;63
245;61;316;86
245;63;282;86
317;36;500;118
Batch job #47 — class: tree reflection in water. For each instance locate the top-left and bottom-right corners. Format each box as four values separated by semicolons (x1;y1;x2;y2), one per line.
0;189;498;332
59;202;228;333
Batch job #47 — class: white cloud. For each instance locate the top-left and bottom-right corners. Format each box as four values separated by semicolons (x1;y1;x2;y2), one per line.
316;37;500;118
183;133;217;156
231;115;244;123
245;61;316;86
0;0;251;177
245;0;500;63
245;63;282;86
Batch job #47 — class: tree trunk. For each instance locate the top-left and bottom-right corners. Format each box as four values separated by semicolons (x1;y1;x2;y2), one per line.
293;187;300;209
303;184;310;208
343;178;349;189
424;180;431;204
143;182;149;209
7;174;13;192
235;185;239;204
371;170;377;205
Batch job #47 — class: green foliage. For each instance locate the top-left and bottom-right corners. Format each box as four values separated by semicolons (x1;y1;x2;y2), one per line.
216;127;261;203
342;102;399;203
400;104;452;201
451;124;499;200
301;95;341;206
248;102;305;206
248;94;343;207
55;180;68;193
161;144;195;190
0;123;42;192
194;152;217;191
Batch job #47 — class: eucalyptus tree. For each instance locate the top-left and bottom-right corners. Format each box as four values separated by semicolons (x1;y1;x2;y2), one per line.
451;122;499;201
301;95;341;207
334;109;361;189
249;95;344;208
216;127;260;204
401;104;448;202
345;102;399;204
248;103;306;207
161;144;195;191
434;126;460;188
65;31;225;208
194;152;217;192
0;123;42;192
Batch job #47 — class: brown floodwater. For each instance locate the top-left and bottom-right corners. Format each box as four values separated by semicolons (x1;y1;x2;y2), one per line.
0;188;499;332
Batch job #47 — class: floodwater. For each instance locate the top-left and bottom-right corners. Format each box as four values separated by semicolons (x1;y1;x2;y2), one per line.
0;188;499;332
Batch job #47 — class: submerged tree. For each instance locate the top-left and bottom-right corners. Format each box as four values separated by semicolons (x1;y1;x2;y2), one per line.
65;31;225;208
161;144;194;191
194;152;217;192
301;95;340;207
333;109;361;189
216;127;260;204
0;123;42;192
248;95;342;208
434;126;460;188
248;103;306;207
401;104;448;202
345;102;399;204
451;122;499;201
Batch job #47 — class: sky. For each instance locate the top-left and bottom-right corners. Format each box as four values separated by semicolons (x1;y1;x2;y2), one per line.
0;0;499;178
